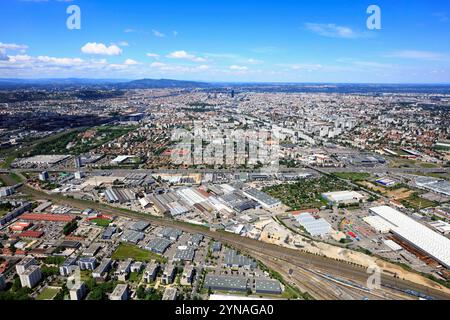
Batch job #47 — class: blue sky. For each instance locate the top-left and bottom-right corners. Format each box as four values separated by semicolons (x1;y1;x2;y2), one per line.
0;0;449;83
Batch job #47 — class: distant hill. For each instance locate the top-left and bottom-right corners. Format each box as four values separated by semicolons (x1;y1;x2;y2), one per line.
115;78;211;89
0;78;211;90
1;78;450;94
0;78;125;89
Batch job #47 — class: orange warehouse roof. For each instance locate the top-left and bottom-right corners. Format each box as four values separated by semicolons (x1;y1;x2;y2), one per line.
20;214;75;222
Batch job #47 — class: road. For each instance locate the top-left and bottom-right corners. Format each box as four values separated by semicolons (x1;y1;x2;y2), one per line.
7;178;449;300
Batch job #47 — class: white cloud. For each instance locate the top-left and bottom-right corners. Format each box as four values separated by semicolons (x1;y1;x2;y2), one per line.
81;42;123;56
385;50;445;61
0;53;144;78
7;55;32;63
36;56;84;66
166;50;206;62
146;53;160;59
152;29;165;38
290;63;323;71
305;23;360;39
0;42;29;51
148;61;211;74
196;65;210;70
203;52;240;60
173;31;179;36
124;59;138;65
247;58;263;64
230;65;248;71
150;62;166;68
117;41;129;47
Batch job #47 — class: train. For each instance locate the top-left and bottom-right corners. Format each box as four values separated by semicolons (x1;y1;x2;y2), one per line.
382;283;434;300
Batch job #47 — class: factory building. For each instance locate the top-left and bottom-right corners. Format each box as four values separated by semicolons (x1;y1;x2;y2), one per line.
102;227;117;240
254;279;283;295
204;275;248;292
322;190;364;205
223;250;257;270
121;230;145;244
15;155;71;167
376;178;397;187
295;213;332;237
188;234;204;247
414;176;450;197
173;246;196;262
110;155;139;166
243;188;281;209
369;206;450;269
145;237;172;254
130;221;150;232
157;227;182;241
104;188;136;204
429;221;450;235
147;195;170;215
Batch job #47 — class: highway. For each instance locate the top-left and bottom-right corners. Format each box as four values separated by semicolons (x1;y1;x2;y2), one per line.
6;177;449;300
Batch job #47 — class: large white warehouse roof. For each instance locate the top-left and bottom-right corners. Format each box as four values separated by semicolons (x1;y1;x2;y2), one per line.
369;206;450;268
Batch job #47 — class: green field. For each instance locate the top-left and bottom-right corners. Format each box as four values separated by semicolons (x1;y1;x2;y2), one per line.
129;272;142;283
333;172;371;182
27;125;136;156
0;129;82;168
263;176;351;210
9;173;24;184
36;287;60;300
419;162;440;168
90;218;112;227
0;203;13;217
388;156;442;169
112;243;167;263
401;194;438;210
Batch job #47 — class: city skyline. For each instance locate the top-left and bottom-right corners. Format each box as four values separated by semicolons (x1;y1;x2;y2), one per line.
1;0;450;83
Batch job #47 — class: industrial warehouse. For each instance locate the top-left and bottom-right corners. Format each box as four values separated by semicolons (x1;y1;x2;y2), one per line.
369;206;450;269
